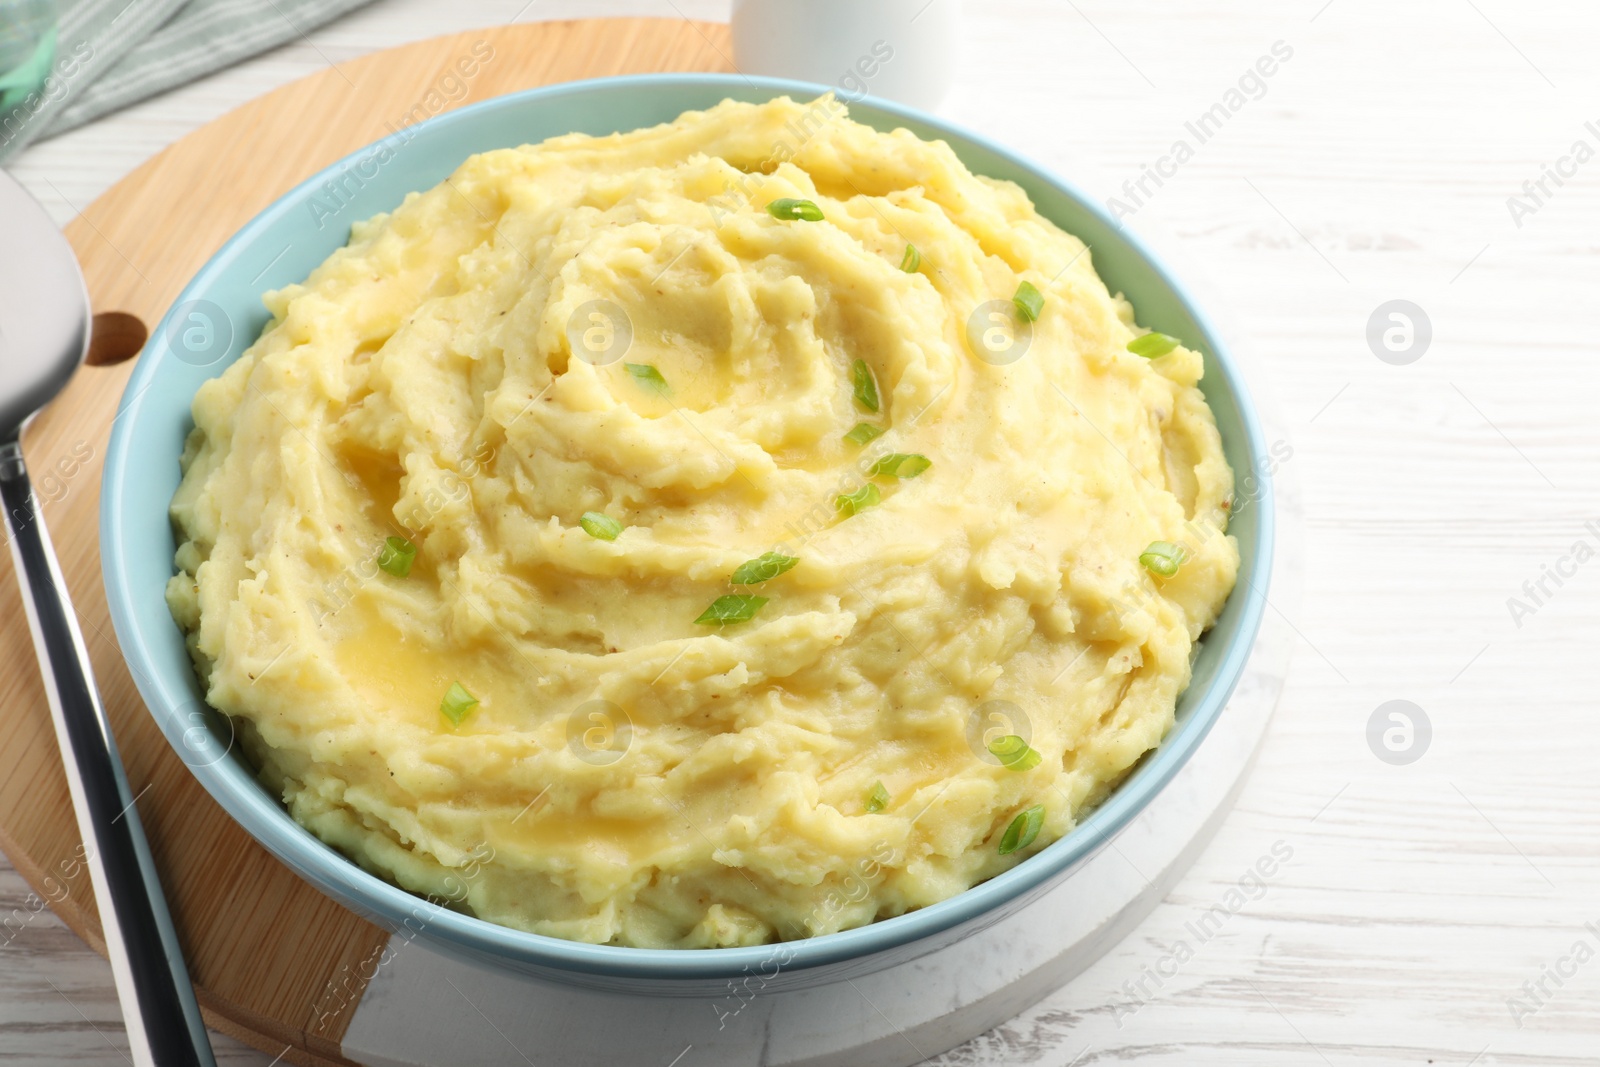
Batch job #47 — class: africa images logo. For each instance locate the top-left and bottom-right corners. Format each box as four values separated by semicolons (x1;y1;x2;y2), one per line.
1105;41;1295;222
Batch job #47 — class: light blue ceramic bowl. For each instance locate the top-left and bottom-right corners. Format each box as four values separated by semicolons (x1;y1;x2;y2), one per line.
102;73;1273;995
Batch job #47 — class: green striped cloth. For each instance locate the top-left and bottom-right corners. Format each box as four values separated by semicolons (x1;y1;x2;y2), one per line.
1;0;376;160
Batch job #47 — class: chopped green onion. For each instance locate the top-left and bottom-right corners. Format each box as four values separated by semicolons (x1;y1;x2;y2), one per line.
835;483;881;517
987;734;1043;771
1012;281;1045;323
998;804;1045;855
850;359;880;413
624;362;668;392
580;512;623;541
868;453;932;480
844;422;885;446
376;536;417;578
695;594;769;626
731;551;798;586
865;780;890;813
766;197;825;222
1127;332;1181;359
440;682;479;726
900;244;921;272
1140;540;1186;578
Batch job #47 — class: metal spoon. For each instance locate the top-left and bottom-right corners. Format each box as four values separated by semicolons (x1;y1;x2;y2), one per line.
0;169;215;1066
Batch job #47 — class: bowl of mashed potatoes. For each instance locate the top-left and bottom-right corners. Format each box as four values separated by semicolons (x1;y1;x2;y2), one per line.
103;75;1273;992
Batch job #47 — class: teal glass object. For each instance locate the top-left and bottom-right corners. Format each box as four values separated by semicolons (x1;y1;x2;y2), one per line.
0;0;56;110
0;0;57;153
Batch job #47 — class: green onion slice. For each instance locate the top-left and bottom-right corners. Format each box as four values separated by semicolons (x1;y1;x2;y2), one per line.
440;681;479;726
1013;281;1045;323
731;551;798;586
865;780;890;813
835;483;881;517
624;362;669;392
998;804;1045;855
900;244;921;272
1139;540;1186;578
377;536;417;578
844;422;885;446
766;197;825;222
850;359;880;413
987;734;1043;771
580;512;623;541
869;452;932;479
1127;332;1181;359
695;594;769;626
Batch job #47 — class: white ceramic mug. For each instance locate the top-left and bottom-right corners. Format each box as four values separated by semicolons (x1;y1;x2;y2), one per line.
730;0;959;112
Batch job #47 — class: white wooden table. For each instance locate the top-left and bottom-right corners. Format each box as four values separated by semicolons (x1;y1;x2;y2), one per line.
7;0;1598;1062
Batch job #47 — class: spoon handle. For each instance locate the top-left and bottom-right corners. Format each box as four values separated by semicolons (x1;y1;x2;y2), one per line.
0;441;215;1067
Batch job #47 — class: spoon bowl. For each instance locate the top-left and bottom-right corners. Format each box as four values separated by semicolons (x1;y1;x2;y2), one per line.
0;171;88;436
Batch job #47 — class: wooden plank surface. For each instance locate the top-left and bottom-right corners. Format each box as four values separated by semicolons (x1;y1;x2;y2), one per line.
6;0;1600;1063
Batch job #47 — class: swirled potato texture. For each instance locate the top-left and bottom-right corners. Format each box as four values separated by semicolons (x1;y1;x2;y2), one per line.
167;96;1238;948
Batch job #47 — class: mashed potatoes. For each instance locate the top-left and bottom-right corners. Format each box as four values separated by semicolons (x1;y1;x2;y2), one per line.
166;97;1239;948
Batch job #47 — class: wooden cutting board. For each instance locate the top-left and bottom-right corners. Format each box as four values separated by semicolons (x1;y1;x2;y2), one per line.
0;19;733;1065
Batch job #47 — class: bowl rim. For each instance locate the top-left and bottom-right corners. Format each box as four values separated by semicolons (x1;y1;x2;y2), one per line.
101;71;1275;982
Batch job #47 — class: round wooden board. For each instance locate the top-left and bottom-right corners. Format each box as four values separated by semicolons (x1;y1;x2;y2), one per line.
1;19;732;1066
